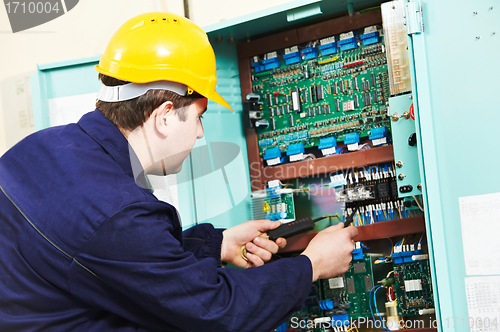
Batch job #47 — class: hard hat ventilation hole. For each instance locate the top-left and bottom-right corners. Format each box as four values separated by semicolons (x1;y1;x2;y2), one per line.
173;18;178;23
162;18;167;22
151;19;156;23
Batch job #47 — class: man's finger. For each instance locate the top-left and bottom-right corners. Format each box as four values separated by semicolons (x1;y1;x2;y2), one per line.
345;226;359;238
276;238;287;248
253;236;279;254
246;242;272;261
246;252;264;267
334;222;345;229
255;219;281;232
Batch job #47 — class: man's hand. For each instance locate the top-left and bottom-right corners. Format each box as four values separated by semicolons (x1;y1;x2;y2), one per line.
221;220;287;268
301;222;358;282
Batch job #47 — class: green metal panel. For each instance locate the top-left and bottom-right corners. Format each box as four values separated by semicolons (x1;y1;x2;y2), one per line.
406;32;443;328
409;0;500;331
189;42;252;229
31;55;101;130
389;94;422;197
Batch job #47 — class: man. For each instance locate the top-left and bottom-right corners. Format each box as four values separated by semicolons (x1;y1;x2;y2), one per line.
0;12;357;331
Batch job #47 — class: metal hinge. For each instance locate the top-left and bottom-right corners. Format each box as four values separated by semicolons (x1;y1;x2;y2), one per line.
406;0;423;35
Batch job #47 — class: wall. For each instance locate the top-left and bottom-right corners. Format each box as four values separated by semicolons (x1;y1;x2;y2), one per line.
0;0;293;156
188;0;293;27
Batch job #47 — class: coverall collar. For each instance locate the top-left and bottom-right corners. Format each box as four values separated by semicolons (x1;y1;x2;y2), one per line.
77;109;147;189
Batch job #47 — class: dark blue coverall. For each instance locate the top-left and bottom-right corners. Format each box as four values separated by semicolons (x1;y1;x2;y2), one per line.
0;110;312;332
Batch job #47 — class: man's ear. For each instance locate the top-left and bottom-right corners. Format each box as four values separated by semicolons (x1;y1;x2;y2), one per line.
154;101;174;138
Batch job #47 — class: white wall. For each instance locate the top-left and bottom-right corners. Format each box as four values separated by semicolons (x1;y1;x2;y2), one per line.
0;0;182;155
0;0;292;156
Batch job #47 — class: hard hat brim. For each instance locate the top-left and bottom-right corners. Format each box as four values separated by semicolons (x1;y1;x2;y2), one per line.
207;90;233;112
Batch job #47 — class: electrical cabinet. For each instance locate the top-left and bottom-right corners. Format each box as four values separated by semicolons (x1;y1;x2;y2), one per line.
29;0;500;331
204;0;500;331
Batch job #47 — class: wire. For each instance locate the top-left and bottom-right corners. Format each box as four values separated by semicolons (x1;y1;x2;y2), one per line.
396;207;403;219
304;153;316;161
374;286;389;331
413;195;425;212
312;214;340;223
369;286;377;323
388;238;394;255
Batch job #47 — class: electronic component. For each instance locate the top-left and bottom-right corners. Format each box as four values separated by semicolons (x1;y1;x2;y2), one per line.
261;180;296;222
322;253;393;319
292;88;301;113
251;25;391;161
394;258;435;316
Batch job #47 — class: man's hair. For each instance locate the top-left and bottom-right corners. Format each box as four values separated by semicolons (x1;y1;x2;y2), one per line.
96;73;202;133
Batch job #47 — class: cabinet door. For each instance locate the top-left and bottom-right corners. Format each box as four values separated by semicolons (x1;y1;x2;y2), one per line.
188;42;252;229
409;0;500;330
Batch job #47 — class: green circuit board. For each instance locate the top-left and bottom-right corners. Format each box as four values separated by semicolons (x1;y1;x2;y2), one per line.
264;190;296;221
322;254;392;319
287;281;324;332
394;259;435;316
252;28;391;157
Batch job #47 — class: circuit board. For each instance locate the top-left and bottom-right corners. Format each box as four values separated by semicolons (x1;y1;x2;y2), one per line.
394;259;434;316
264;190;296;222
322;254;392;319
286;281;324;332
251;26;391;158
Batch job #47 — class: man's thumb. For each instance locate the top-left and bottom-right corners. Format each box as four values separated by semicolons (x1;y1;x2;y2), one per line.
259;219;281;231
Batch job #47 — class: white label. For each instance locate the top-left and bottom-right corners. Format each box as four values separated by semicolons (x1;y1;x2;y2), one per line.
321;147;336;156
347;143;359;151
320;36;336;45
268;180;280;188
289;153;304;162
266;51;277;59
285;46;299;54
330;174;346;187
300;112;306;118
372;137;387;146
292;91;300;111
314;317;332;324
266;157;281;166
340;31;354;40
253;56;259;63
364;25;378;34
459;192;500;276
465;276;500;332
329;277;345;289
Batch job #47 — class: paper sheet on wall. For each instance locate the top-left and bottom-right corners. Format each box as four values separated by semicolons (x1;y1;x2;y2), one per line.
465;276;500;332
459;192;500;275
48;92;97;126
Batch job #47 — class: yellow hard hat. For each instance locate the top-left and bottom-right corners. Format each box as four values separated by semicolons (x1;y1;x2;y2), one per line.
95;12;232;111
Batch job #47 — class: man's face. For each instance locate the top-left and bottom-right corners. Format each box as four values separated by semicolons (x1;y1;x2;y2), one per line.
158;98;207;174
